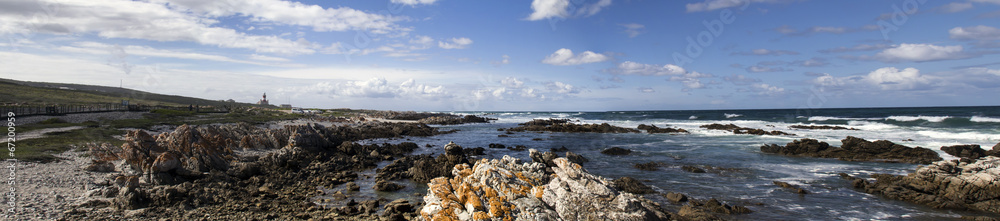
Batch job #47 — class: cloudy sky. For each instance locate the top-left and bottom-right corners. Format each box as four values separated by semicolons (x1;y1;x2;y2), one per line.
2;0;999;111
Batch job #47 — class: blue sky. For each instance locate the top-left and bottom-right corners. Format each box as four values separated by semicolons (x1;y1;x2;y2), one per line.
2;0;999;111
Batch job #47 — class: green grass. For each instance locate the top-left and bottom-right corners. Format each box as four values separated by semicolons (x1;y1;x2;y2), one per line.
2;127;125;163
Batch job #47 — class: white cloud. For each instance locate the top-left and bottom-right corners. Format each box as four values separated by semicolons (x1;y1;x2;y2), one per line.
0;0;359;55
773;25;879;36
949;25;1000;41
150;0;404;34
391;0;438;6
686;0;790;12
820;43;893;53
875;43;968;62
620;23;645;38
545;81;579;94
746;66;792;73
638;87;655;93
409;35;435;50
732;49;799;56
723;74;761;85
525;0;613;21
813;67;933;91
438;37;473;49
750;83;786;95
502;77;524;88
314;77;447;99
972;0;1000;5
249;54;291;62
609;61;686;75
54;41;292;66
541;48;611;65
492;54;511;66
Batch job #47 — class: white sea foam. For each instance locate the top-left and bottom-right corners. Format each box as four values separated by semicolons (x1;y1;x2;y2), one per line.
724;113;743;118
688;115;698;120
970;116;1000;123
807;116;882;121
886;115;951;122
846;121;898;131
917;130;1000;141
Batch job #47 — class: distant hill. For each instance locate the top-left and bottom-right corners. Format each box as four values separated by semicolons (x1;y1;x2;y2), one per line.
0;78;271;108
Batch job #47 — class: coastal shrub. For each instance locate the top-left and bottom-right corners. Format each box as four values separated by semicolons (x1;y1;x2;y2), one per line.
40;117;69;124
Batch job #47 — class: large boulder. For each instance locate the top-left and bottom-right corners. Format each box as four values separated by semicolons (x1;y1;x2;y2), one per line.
419;156;671;220
762;136;942;164
841;156;1000;214
506;119;640;133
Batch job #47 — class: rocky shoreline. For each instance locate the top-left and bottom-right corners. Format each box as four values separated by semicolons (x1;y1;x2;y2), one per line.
14;116;1000;220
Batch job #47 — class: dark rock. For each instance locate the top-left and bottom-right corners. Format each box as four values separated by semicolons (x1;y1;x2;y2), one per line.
345;182;360;191
691;198;753;215
601;147;632;156
762;136;942;164
463;147;485;156
488;143;506;149
381;199;414;220
789;125;858;130
773;181;808;194
497;134;509;137
418;115;496;125
664;192;688;203
114;187;148;210
374;180;405;192
699;123;741;130
443;141;464;155
634;162;662;171
994;142;1000;151
506;119;640;133
637;124;689;134
612;177;656;194
83;160;115;172
681;166;706;173
565;152;589;165
529;149;558;167
941;144;995;160
550;146;569;152
840;157;1000;215
507;145;528;151
700;123;794;136
532;138;544;141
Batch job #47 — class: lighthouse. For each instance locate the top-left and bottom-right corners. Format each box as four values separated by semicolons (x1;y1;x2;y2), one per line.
257;93;269;105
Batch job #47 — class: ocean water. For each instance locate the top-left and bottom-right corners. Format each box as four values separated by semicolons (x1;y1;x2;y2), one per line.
364;106;1000;220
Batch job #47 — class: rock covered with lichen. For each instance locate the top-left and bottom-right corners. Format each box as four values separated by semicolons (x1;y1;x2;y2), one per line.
419;156;670;220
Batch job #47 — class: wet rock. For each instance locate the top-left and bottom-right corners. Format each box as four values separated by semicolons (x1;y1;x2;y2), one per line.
681;166;706;173
612;177;656;194
114;187;148;210
463;147;485;156
374;180;405;192
345;182;360;191
565;151;589;165
444;141;464;155
664;192;688;203
601;147;632;156
773;181;808;194
550;146;569;152
506;119;641;133
418;115;496;125
420;157;671;220
941;144;998;160
507;145;528;151
634;162;662;171
637;124;689;134
841;156;1000;215
762;137;942;164
381;199;414;220
407;143;470;184
994;142;1000;151
488;143;506;149
701;123;795;136
789;125;858;130
529;149;558;167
